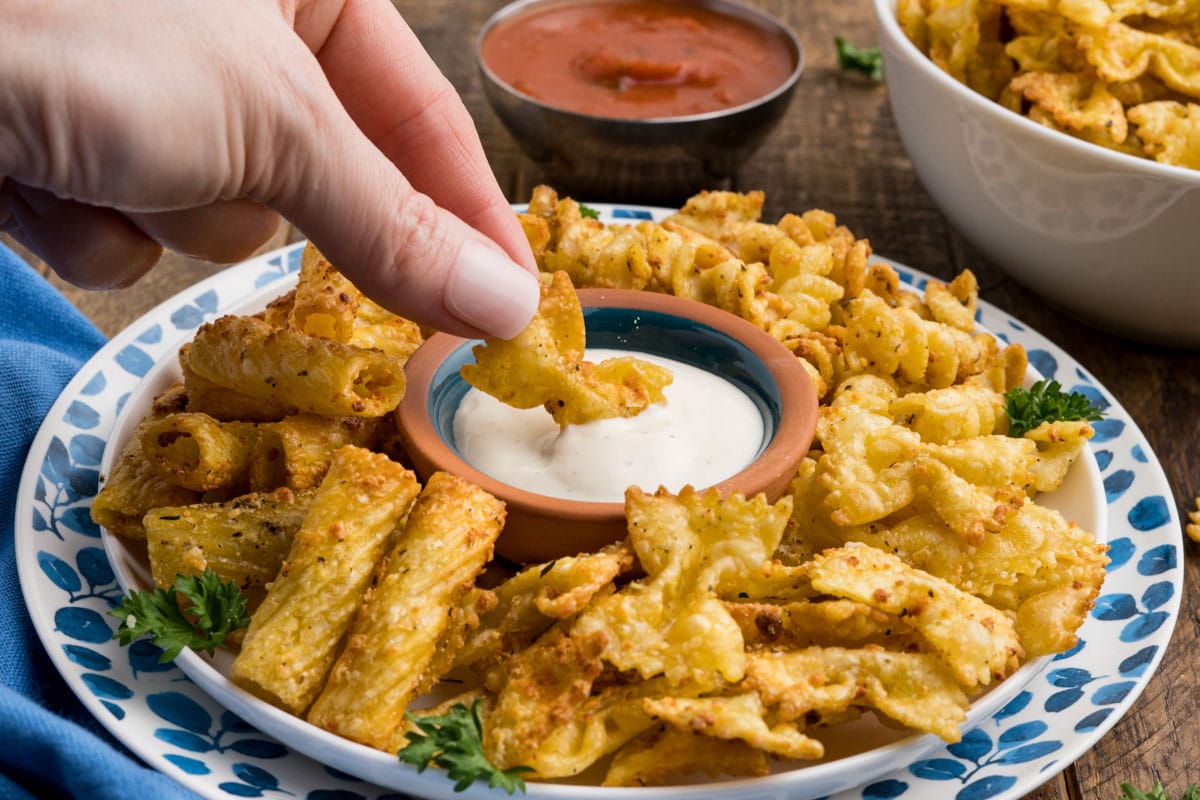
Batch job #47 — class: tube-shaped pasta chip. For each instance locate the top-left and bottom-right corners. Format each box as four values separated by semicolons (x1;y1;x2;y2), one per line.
348;297;424;363
308;472;504;752
289;243;362;341
273;413;383;491
144;487;312;612
91;419;201;539
461;271;672;426
179;344;297;423
188;315;405;417
229;446;419;714
140;413;263;493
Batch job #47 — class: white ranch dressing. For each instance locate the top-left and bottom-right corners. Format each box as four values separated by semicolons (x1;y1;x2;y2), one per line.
453;348;765;502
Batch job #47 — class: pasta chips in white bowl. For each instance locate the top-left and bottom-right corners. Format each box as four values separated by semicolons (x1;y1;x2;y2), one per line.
15;194;1165;800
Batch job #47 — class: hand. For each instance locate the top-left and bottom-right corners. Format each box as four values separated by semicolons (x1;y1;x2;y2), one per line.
0;0;539;339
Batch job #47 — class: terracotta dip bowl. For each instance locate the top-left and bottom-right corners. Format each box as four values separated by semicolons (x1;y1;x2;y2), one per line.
398;289;817;563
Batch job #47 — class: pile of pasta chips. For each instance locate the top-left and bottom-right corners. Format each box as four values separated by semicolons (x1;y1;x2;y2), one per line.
92;187;1108;788
899;0;1200;167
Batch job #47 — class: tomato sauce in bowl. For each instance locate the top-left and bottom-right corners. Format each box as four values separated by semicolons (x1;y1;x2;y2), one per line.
480;0;799;120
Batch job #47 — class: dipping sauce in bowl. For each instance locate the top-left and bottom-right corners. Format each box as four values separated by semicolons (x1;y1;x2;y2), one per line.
454;348;765;502
476;0;803;202
480;0;798;119
399;287;817;563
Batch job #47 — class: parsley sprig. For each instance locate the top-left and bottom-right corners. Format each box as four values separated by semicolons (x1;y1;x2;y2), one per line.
399;700;533;794
110;569;250;662
1121;782;1200;800
1004;378;1104;437
835;37;884;81
578;203;600;220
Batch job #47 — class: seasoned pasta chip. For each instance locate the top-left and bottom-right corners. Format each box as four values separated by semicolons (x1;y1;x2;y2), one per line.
743;647;969;742
572;486;792;689
802;544;1023;687
604;726;769;787
1128;100;1200;167
461;271;673;426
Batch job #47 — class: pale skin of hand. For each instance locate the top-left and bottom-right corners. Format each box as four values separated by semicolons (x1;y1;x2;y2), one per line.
0;0;540;339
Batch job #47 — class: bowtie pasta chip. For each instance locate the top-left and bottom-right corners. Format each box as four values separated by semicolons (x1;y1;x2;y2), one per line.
572;486;792;689
802;544;1023;687
900;0;1200;168
460;270;673;426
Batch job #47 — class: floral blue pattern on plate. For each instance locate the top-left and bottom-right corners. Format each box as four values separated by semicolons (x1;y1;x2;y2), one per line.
15;206;1182;800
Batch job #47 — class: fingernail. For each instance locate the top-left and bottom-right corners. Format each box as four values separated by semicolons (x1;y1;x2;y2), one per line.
445;240;540;339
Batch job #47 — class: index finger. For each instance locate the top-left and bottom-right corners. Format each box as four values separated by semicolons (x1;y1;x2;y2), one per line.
298;0;536;273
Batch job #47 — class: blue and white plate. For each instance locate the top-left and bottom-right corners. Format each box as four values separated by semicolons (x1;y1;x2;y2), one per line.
16;205;1183;800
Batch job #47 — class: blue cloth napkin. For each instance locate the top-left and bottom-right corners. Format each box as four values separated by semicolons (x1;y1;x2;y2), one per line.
0;242;201;800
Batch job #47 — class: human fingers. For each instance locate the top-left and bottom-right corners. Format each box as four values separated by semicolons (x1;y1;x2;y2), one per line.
0;181;161;289
257;64;537;338
298;0;537;274
126;200;283;263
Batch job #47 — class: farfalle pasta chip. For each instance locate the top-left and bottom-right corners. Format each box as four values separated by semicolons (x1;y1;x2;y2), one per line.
460;270;673;426
900;0;1200;168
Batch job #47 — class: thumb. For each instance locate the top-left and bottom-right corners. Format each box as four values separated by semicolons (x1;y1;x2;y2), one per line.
262;95;538;340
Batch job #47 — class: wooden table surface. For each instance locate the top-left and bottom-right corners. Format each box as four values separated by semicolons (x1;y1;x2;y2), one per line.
8;1;1197;797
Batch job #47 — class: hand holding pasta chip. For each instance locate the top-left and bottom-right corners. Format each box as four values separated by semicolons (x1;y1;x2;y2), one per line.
460;271;672;426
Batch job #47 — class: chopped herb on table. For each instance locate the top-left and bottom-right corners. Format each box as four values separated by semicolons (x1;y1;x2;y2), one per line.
110;568;250;662
835;36;884;81
1003;378;1104;437
399;700;533;794
1120;782;1200;800
578;203;600;219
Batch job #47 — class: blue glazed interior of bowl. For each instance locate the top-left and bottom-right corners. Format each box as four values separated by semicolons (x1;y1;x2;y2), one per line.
427;306;782;458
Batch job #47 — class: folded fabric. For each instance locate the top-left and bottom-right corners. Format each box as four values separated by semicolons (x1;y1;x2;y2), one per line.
0;243;200;799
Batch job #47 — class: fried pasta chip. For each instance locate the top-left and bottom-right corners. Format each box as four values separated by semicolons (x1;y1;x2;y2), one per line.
603;726;769;787
1188;496;1200;542
1010;71;1130;142
743;647;970;742
900;0;1200;168
572;486;792;689
816;398;922;526
289;242;362;341
307;472;504;752
484;627;640;776
726;598;914;650
229;446;420;715
1128;100;1200;167
460;271;673;426
642;693;824;760
802;544;1023;687
662;189;766;249
834;504;1107;656
455;540;636;672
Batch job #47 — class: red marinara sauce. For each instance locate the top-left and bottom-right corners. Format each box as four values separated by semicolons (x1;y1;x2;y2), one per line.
480;0;798;120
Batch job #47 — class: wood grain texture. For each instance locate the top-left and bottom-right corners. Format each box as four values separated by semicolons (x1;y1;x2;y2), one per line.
5;0;1196;796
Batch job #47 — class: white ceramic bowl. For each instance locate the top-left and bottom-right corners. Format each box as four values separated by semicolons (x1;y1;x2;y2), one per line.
873;0;1200;347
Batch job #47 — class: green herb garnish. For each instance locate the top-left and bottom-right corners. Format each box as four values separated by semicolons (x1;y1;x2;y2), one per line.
1004;378;1104;437
835;37;884;81
110;569;250;662
399;700;533;794
1120;782;1200;800
578;203;600;219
